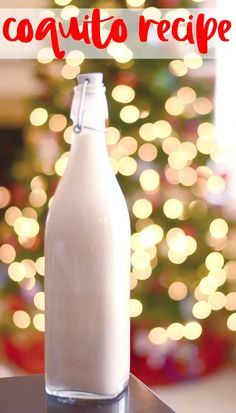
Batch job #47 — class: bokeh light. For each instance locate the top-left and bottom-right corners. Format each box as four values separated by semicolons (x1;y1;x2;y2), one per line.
138;143;158;161
149;327;167;345
139;225;164;248
33;314;45;332
29;189;47;208
227;313;236;331
132;250;150;270
14;217;39;238
66;50;84;66
126;0;145;8
5;206;22;226
49;114;67;132
35;257;45;276
205;252;224;271
37;48;55;64
184;53;203;69
168;282;188;301
163;199;183;219
132;199;152;219
106;127;120;145
192;301;211;319
225;293;236;311
0;244;16;264
167;323;184;341
184;322;202;340
61;64;80;80
177;87;196;104
120;105;140;123
112;85;135;103
61;5;80;20
208;292;226;311
8;262;25;282
30;108;48;126
209;219;228;239
118;157;137;176
139;169;160;192
165;97;185;116
169;60;188;77
34;292;45;311
130;299;143;317
13;311;30;329
0;187;11;208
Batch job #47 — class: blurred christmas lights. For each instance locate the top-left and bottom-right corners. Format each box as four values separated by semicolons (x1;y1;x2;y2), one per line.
0;9;235;356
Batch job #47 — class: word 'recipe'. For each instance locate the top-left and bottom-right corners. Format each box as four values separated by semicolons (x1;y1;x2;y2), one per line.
2;8;231;58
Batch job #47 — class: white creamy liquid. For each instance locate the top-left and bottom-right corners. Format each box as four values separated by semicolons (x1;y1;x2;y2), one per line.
45;75;131;400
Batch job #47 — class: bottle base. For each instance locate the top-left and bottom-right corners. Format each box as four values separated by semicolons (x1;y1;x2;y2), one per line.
46;381;129;403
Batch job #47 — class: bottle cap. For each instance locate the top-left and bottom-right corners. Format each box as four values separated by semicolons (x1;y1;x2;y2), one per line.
71;72;108;126
77;73;103;85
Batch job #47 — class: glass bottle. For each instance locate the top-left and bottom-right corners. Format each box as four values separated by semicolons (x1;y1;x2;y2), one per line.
45;73;131;401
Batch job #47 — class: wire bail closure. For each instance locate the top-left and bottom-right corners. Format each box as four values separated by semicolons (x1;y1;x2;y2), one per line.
73;78;107;134
73;78;89;134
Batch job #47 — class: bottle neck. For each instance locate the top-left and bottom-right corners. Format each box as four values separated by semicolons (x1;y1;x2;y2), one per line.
70;84;108;134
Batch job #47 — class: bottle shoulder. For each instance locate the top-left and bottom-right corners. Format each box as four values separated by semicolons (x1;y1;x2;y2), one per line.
54;160;126;202
47;173;130;225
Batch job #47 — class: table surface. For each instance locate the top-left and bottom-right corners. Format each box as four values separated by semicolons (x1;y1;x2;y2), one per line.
0;374;174;413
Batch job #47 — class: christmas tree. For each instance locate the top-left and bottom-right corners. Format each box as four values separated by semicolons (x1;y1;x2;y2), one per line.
0;0;235;383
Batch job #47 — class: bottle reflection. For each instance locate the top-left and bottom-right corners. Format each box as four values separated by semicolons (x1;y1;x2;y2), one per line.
46;388;129;413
